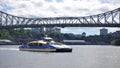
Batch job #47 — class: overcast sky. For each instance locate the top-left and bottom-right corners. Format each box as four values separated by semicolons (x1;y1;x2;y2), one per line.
0;0;120;35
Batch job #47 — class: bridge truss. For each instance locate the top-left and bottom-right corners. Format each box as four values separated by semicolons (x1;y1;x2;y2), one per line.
0;8;120;29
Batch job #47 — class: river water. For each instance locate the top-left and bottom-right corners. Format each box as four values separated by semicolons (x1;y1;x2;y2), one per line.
0;45;120;68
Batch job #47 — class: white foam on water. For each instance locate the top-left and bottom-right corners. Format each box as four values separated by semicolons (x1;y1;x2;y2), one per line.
0;48;19;51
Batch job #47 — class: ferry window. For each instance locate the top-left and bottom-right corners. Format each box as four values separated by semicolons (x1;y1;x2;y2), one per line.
28;43;32;46
28;43;38;46
39;43;43;46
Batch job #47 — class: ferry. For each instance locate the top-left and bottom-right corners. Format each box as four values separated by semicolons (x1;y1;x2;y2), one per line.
19;37;72;52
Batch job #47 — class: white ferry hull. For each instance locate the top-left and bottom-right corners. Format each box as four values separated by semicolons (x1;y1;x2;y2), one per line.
19;48;72;52
19;48;56;52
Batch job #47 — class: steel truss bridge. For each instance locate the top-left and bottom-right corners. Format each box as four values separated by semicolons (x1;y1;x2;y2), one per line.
0;8;120;29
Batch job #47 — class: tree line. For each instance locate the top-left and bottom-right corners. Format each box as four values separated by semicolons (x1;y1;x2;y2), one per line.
0;29;120;45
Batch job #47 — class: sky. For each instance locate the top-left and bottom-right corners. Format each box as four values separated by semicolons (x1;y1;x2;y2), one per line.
0;0;120;35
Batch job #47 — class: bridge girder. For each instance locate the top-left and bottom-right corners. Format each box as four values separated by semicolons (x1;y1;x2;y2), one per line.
0;8;120;29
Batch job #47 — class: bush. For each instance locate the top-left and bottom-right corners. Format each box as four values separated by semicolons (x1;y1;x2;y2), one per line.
111;39;120;46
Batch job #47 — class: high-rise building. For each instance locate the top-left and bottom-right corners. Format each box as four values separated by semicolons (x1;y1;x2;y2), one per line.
52;27;61;33
112;31;120;37
39;27;61;33
100;28;108;35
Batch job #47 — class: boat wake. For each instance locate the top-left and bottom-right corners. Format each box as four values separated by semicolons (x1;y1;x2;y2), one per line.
0;48;19;51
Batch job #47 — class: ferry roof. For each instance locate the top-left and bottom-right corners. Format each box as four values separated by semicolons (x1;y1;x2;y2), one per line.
28;40;47;44
44;37;53;40
63;40;85;43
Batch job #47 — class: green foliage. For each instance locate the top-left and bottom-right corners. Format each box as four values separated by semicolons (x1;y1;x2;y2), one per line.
0;29;11;39
111;39;120;46
0;29;34;42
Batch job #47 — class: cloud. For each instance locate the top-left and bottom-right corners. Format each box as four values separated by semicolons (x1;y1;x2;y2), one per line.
0;0;119;17
103;0;120;4
0;5;2;8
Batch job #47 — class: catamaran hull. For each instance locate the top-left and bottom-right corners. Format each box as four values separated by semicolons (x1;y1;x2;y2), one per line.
56;48;72;52
19;48;72;52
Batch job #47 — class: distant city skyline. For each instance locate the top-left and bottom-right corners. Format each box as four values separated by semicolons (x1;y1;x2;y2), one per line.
31;27;120;36
61;27;120;36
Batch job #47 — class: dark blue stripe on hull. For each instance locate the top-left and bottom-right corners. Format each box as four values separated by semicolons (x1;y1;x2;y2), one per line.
56;48;72;52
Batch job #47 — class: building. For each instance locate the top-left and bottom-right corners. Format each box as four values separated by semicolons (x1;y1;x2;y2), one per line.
31;27;61;34
45;27;61;33
100;28;108;35
112;30;120;37
63;40;86;45
52;27;61;33
0;39;14;45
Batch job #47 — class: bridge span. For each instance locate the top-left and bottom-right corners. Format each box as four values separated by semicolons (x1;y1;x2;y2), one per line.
0;8;120;29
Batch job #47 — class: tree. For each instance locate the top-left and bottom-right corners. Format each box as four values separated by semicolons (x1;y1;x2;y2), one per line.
111;39;120;46
82;32;86;37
